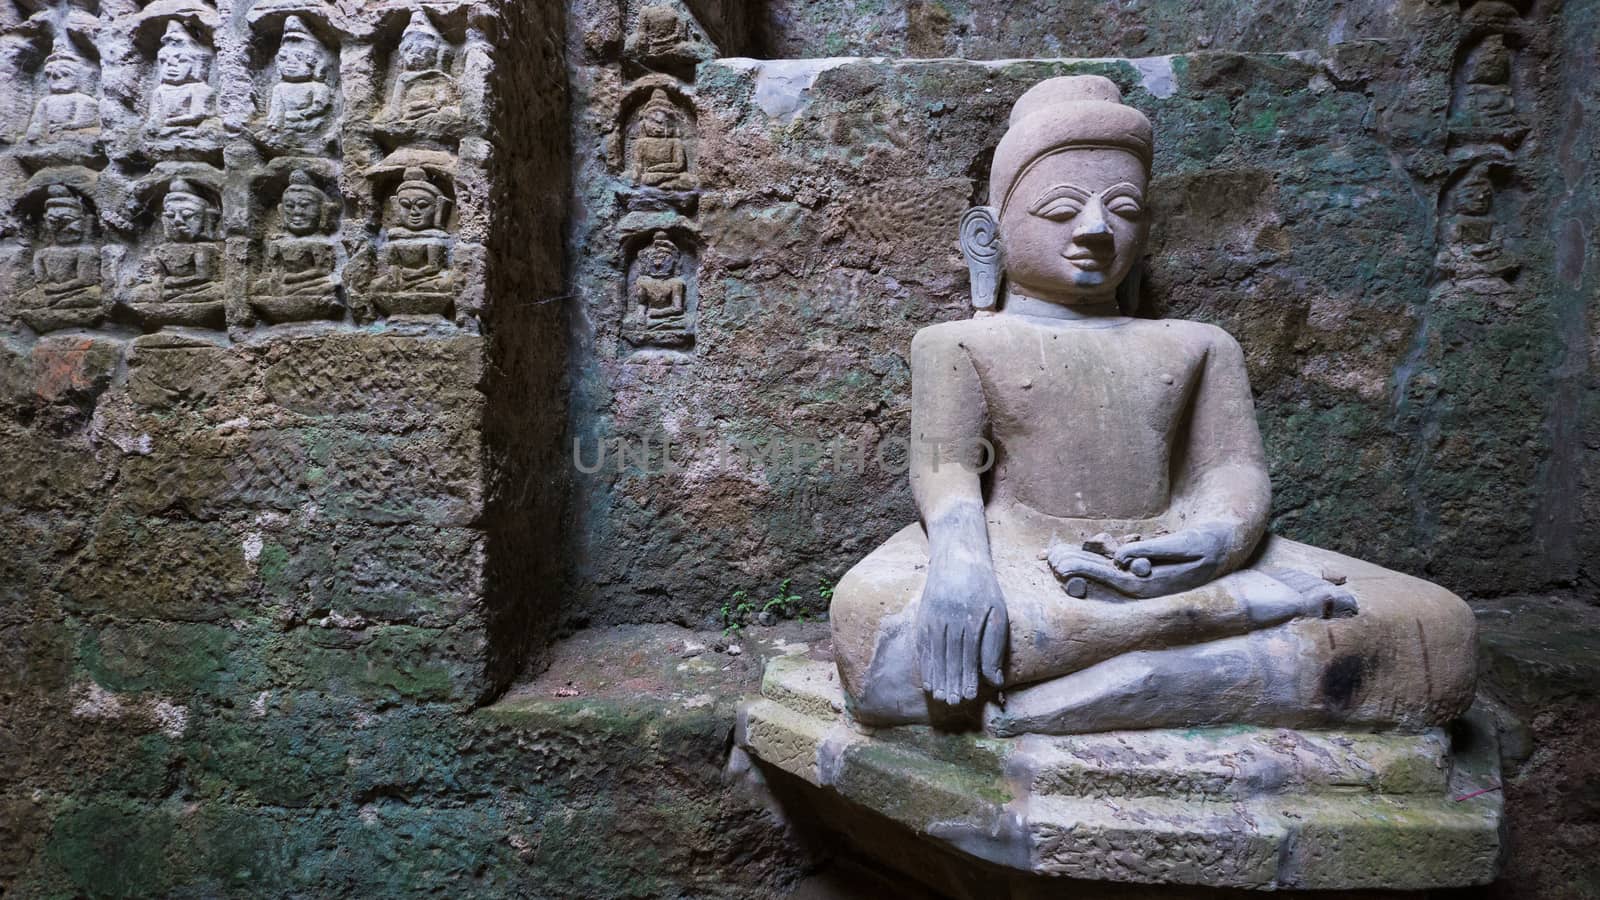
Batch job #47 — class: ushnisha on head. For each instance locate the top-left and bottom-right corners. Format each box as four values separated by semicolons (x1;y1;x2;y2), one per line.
961;75;1153;311
643;231;680;276
640;89;680;138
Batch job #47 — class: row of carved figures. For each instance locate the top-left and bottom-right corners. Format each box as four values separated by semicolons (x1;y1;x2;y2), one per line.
11;9;466;163
17;166;457;332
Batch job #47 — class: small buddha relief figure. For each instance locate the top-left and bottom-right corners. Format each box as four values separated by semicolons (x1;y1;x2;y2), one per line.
830;76;1478;737
373;167;455;316
138;178;225;327
1435;164;1516;293
146;21;220;148
627;90;696;191
264;16;336;143
377;10;461;140
624;2;710;74
20;185;104;332
255;169;342;323
23;33;101;152
635;230;687;320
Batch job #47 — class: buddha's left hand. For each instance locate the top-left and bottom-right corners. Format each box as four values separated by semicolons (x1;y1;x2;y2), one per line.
1050;525;1233;599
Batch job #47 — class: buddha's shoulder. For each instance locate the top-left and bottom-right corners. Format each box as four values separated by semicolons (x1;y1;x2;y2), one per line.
910;317;1008;352
1136;317;1245;353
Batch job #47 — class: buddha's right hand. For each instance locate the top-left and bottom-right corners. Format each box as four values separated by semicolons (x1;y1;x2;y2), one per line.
915;564;1008;705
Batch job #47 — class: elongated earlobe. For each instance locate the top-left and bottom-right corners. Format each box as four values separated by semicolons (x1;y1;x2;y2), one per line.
959;205;1002;312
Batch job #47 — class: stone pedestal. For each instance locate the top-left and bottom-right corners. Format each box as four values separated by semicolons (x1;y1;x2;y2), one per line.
739;656;1504;893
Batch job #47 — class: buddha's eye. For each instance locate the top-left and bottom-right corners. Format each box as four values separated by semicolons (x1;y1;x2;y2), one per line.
1032;199;1083;222
1028;185;1091;222
1106;196;1144;219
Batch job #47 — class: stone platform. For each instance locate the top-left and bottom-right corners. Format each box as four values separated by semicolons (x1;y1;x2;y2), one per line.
739;656;1505;893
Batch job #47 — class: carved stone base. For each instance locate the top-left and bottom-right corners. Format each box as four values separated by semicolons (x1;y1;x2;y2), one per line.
251;293;344;324
19;301;103;334
739;656;1504;893
129;299;226;330
373;291;453;318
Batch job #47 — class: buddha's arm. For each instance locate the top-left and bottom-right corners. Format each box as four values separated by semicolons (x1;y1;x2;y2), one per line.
909;325;1007;702
1164;329;1272;574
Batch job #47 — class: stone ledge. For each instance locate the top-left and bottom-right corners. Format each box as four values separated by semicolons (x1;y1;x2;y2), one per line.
739;656;1505;893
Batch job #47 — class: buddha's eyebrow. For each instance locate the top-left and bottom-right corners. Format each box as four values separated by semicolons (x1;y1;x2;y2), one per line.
1102;182;1145;201
1027;183;1091;215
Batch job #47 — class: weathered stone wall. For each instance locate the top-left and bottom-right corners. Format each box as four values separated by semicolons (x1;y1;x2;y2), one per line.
565;0;1598;629
0;0;576;892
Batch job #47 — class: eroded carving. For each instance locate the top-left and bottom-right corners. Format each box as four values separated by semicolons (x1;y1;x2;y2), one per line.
133;177;225;327
21;32;102;160
626;89;695;191
1435;162;1517;293
623;230;693;348
375;10;462;143
373;166;454;316
145;21;221;153
20;185;104;332
625;2;710;75
254;169;343;323
263;16;336;146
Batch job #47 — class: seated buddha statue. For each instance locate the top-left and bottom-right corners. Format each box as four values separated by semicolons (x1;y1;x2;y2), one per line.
830;76;1477;737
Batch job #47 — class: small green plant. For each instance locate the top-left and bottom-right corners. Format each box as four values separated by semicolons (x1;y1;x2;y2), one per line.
721;589;756;635
762;578;804;620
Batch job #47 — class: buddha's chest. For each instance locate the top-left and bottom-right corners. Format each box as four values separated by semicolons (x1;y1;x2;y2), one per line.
974;329;1204;447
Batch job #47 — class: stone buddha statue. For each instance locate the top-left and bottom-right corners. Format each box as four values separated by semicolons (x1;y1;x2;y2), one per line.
374;167;454;315
382;11;459;130
147;21;217;140
830;76;1477;736
633;231;688;325
628;90;695;191
21;185;103;332
24;33;100;145
257;169;341;322
142;178;224;326
265;16;335;137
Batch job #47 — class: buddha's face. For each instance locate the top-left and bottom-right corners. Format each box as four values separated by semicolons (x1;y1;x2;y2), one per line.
281;189;324;235
999;147;1148;305
1455;173;1494;216
44;204;87;244
399;35;444;72
162;196;210;241
159;45;209;84
393;186;441;230
45;59;89;94
644;242;678;276
277;44;325;83
642;109;675;138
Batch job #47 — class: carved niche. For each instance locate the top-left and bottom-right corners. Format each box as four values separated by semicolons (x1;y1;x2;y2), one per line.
19;183;106;332
621;229;696;350
624;2;711;77
373;9;464;146
371;166;456;317
1435;161;1518;295
129;175;226;328
252;167;344;323
142;20;223;157
17;30;103;167
256;14;338;153
1449;2;1531;148
624;88;697;192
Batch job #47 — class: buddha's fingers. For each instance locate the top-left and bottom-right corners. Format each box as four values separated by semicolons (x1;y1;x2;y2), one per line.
918;620;939;698
1113;533;1208;565
946;624;965;704
961;627;979;701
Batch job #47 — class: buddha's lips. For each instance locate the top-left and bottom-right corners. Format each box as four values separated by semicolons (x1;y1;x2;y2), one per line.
1065;254;1110;271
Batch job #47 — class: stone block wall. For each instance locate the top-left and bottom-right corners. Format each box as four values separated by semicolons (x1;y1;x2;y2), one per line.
0;0;571;892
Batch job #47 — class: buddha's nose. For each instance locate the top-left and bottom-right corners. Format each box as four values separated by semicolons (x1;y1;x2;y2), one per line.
1070;198;1114;253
